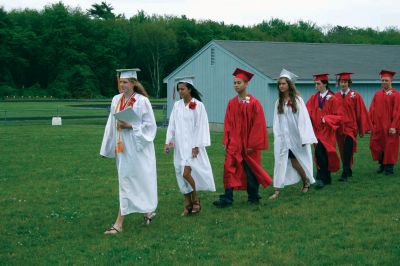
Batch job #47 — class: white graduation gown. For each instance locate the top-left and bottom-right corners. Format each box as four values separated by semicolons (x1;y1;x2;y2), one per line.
100;93;158;215
166;99;216;194
273;96;318;188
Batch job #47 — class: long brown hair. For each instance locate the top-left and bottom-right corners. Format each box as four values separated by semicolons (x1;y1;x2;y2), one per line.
128;78;149;97
277;77;299;114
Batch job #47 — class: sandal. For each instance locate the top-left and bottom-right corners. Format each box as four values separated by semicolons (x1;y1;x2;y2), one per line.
191;199;201;214
269;190;280;200
143;212;156;225
182;194;193;216
104;225;122;235
182;203;192;216
301;180;311;193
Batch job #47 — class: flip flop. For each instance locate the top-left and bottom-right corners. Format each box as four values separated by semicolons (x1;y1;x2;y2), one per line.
104;225;122;235
143;212;156;225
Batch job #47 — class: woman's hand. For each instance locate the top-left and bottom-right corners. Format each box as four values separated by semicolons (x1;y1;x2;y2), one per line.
389;128;397;135
117;120;132;129
163;144;171;155
192;147;199;158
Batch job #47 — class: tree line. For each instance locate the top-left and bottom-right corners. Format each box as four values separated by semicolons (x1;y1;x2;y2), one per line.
1;2;399;99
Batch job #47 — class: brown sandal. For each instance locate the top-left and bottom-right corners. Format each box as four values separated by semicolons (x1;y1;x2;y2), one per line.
301;180;311;193
104;225;122;235
191;198;201;214
182;194;193;216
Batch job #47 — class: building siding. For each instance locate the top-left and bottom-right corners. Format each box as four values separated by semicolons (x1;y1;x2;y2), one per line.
164;40;400;128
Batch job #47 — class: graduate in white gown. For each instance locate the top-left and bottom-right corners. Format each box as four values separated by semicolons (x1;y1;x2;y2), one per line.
270;69;318;199
164;76;215;216
101;69;158;234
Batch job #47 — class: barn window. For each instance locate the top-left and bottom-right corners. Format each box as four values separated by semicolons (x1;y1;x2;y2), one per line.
211;47;215;65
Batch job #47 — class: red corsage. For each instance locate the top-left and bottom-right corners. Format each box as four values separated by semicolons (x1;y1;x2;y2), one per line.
127;97;136;107
287;99;292;107
189;101;197;110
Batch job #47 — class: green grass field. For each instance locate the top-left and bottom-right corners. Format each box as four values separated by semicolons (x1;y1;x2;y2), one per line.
0;106;399;265
0;100;167;126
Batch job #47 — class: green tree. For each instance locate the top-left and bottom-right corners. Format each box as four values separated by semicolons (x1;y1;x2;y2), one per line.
87;2;118;20
133;22;178;98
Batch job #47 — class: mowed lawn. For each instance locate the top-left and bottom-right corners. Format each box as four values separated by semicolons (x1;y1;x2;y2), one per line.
0;118;399;265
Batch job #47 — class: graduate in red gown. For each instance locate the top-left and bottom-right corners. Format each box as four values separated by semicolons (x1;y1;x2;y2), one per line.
213;68;272;207
306;74;342;189
369;70;400;175
334;72;371;181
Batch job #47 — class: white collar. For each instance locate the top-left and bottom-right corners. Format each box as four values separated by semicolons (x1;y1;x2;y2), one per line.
319;90;329;98
341;88;350;95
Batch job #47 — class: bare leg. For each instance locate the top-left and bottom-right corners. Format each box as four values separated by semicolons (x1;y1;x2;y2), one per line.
183;166;201;214
290;158;310;192
104;208;124;234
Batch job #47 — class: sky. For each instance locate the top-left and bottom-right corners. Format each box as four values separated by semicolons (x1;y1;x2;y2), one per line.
1;0;399;30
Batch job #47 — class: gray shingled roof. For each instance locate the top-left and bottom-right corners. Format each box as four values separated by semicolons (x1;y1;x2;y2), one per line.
215;40;400;81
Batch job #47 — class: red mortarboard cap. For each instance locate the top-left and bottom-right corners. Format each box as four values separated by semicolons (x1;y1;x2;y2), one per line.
380;70;396;78
233;68;254;82
313;73;329;81
336;72;353;80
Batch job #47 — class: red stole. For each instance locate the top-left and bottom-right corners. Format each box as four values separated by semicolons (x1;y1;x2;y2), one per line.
115;93;136;154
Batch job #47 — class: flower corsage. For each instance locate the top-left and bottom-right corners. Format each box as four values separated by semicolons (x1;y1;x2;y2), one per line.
189;101;197;110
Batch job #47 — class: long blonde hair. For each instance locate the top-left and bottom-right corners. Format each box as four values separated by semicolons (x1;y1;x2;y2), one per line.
128;78;149;97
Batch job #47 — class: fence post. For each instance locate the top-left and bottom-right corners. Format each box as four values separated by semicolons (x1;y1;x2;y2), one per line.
4;110;7;122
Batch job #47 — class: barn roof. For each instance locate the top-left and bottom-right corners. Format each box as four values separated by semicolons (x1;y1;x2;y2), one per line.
214;40;400;82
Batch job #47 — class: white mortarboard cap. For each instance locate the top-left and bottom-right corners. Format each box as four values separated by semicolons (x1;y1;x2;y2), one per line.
175;76;195;86
117;68;141;79
279;68;299;82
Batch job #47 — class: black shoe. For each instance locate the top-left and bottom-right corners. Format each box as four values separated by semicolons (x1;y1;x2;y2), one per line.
377;164;385;174
247;199;260;205
325;173;332;184
384;164;394;175
338;172;348;182
213;198;232;208
348;169;353;177
315;180;325;189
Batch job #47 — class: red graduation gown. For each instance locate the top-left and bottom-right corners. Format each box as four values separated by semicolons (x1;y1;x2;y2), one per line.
306;91;342;172
223;94;272;190
369;88;400;164
335;90;372;166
